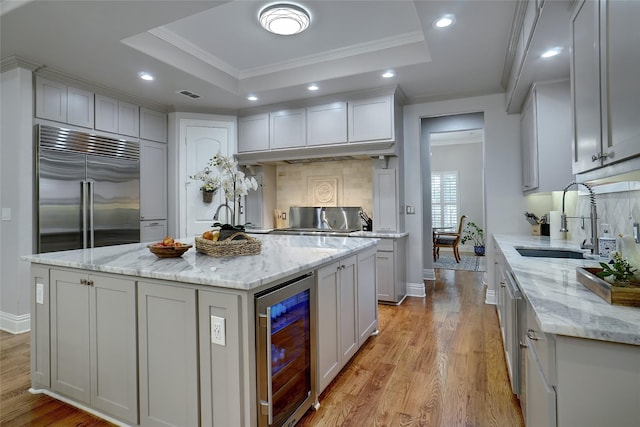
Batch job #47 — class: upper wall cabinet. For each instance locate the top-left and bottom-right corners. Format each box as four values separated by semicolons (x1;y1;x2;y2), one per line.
348;95;393;143
36;77;94;129
238;114;269;152
140;108;168;143
571;0;640;174
521;80;573;193
269;108;306;149
306;102;347;146
95;95;139;137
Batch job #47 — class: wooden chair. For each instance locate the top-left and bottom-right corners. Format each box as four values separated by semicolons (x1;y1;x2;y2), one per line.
433;215;467;263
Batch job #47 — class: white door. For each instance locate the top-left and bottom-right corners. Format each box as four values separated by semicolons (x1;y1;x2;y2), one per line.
180;121;233;238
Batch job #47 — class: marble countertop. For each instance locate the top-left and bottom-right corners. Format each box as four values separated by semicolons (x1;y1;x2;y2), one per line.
494;235;640;346
246;229;409;239
22;235;378;292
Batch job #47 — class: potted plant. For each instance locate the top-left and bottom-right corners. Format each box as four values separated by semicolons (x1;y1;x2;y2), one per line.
189;167;220;203
461;220;485;256
597;251;639;286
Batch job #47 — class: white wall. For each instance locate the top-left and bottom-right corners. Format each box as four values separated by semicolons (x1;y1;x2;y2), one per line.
0;67;34;333
403;93;527;302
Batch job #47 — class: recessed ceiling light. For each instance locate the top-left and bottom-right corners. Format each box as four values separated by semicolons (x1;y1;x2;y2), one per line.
433;14;455;29
259;3;310;35
308;84;319;91
541;47;563;58
382;71;395;79
138;72;154;81
247;95;259;101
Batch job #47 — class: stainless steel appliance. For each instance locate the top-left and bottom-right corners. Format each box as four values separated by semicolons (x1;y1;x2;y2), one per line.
272;206;363;235
36;124;140;253
255;273;316;427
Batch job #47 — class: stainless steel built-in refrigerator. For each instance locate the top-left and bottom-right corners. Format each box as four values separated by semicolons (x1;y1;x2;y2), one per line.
37;124;140;253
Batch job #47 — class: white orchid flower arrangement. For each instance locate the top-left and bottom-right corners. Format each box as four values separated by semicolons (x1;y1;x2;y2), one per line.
210;154;259;202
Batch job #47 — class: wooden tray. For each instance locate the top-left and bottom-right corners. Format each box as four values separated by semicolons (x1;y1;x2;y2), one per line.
576;267;640;307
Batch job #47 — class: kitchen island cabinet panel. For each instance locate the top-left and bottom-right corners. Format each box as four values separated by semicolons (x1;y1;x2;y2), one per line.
30;266;50;389
138;282;198;427
339;256;358;364
316;262;341;393
356;248;377;345
198;291;244;427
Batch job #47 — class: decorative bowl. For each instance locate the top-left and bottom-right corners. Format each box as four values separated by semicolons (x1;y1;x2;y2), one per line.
147;244;192;258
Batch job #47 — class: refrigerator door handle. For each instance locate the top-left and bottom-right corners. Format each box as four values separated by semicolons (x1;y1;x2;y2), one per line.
81;181;88;249
88;181;95;248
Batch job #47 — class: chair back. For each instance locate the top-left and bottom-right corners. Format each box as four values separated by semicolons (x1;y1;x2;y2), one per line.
455;215;467;242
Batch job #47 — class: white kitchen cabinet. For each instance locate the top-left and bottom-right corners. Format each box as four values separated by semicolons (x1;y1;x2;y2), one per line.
356;248;377;345
270;108;306;149
35;76;67;123
94;95;119;134
30;266;50;389
140;220;167;243
306;102;347;146
373;168;399;232
571;0;640;174
67;86;94;128
348;95;393;143
118;101;140;137
50;269;138;424
140;107;168;143
525;336;557;427
375;236;406;303
238;114;269;152
521;80;573;193
138;282;198;427
140;139;167;221
316;255;358;394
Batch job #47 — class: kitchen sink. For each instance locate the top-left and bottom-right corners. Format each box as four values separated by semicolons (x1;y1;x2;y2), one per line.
515;247;586;259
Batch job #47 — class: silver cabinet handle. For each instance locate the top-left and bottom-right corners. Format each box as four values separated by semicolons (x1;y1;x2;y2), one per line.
527;329;539;341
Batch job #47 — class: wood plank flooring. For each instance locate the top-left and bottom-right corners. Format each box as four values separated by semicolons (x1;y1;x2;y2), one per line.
0;269;523;426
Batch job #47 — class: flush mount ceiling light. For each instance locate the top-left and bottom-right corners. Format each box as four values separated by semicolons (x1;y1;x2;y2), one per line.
259;3;310;35
433;14;455;29
382;71;395;79
541;47;563;58
138;71;154;81
247;95;259;101
307;84;319;91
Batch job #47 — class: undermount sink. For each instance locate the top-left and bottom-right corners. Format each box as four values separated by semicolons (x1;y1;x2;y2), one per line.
515;247;586;259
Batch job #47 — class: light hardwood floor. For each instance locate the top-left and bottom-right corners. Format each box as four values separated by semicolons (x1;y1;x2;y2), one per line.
0;269;524;426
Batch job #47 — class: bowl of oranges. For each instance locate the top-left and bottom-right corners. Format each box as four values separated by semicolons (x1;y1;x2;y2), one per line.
148;236;192;258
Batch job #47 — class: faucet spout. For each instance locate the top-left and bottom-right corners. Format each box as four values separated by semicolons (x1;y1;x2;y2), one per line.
213;203;234;222
560;182;599;255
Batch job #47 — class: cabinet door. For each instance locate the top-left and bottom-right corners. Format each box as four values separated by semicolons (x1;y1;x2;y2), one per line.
520;92;539;192
339;256;358;364
118;101;140;137
67;86;94;128
89;274;137;423
140;220;167;243
316;262;340;394
571;0;602;174
356;249;377;345
95;94;119;134
30;266;50;388
140;140;167;220
306;102;347;146
140;108;168;143
375;250;394;302
138;282;198;427
373;168;398;232
35;77;67;123
50;269;91;404
601;0;640;165
198;291;243;427
348;95;393;142
270;108;306;149
238;114;269;152
525;339;557;427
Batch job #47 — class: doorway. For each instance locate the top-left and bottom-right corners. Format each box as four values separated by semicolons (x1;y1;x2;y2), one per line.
421;113;485;270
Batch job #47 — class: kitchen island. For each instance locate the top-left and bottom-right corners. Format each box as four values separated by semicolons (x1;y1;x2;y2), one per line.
493;235;640;427
23;234;379;427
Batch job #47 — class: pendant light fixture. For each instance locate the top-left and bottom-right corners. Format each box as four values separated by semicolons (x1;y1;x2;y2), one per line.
259;3;310;35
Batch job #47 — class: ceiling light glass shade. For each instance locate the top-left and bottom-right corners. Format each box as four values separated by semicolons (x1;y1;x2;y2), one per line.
247;95;259;101
382;71;395;78
138;72;154;81
541;47;562;58
259;3;310;35
433;14;455;29
307;84;319;91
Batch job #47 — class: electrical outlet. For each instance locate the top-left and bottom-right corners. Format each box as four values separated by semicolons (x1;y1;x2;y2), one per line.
211;315;226;346
36;283;44;304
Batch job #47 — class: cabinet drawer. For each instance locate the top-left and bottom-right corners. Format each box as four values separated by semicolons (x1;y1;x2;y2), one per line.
526;304;556;384
376;238;394;252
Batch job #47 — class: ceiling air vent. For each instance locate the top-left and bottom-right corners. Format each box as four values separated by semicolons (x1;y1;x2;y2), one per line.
177;89;201;99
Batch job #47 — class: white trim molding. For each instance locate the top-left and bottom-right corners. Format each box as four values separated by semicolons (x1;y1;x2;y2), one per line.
406;281;426;298
0;311;30;334
485;288;496;305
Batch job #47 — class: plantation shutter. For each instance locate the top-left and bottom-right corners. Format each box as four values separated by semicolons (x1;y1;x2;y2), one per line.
431;171;459;229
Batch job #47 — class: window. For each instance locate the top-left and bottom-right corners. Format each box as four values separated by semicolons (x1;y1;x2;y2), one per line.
432;171;459;228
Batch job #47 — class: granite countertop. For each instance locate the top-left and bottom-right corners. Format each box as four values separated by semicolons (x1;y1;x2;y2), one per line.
494;235;640;346
22;234;378;292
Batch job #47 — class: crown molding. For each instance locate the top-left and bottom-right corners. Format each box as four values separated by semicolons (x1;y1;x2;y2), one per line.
500;0;528;89
0;55;41;73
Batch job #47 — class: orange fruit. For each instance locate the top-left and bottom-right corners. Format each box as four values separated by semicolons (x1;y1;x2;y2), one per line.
202;230;213;240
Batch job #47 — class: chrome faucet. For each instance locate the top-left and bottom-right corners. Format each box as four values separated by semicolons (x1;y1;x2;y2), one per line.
213;203;233;222
560;182;599;255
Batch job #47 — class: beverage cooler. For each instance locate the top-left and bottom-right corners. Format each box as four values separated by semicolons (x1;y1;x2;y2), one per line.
255;273;316;427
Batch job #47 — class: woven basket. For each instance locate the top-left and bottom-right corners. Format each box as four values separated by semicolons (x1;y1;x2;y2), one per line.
195;232;262;257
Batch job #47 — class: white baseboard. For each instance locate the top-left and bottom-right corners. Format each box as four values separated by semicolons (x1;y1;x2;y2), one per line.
406;281;426;297
422;268;435;281
485;288;496;305
0;311;30;334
